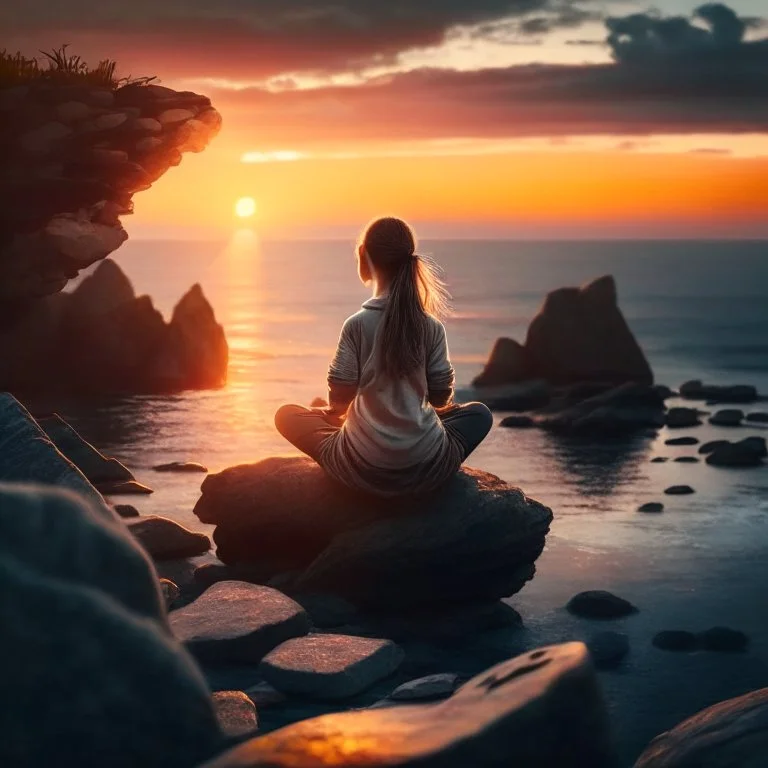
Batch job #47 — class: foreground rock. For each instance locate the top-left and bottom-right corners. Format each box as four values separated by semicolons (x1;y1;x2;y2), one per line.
0;483;223;768
0;259;228;394
201;643;616;768
212;692;259;740
567;591;639;619
170;582;311;663
635;687;768;767
261;635;405;700
705;437;767;467
127;516;211;560
679;380;759;404
196;457;553;610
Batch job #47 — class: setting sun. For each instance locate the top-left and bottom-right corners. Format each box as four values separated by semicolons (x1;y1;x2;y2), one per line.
235;197;257;219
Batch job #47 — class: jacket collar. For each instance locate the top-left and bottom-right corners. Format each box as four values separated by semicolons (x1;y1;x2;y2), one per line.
362;295;389;311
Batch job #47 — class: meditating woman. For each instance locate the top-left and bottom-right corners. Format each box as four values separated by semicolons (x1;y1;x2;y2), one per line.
275;216;493;496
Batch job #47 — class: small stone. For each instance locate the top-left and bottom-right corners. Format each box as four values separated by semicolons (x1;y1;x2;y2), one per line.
665;408;702;428
55;100;92;123
153;461;209;473
697;627;749;653
665;437;699;446
170;582;311;664
157;108;196;126
587;631;630;668
160;579;181;608
390;673;460;702
699;440;730;455
665;485;695;495
638;502;664;513
500;415;535;428
92;112;129;131
127;516;211;560
132;117;163;133
650;457;669;463
89;148;130;165
260;634;404;700
212;692;259;739
566;591;638;619
97;480;153;495
113;504;140;518
88;88;115;107
674;456;699;463
243;681;288;708
709;409;745;427
653;630;698;652
20;122;72;153
746;412;768;424
135;136;163;153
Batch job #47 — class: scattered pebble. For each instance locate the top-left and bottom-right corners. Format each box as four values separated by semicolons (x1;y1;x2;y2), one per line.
665;485;695;496
587;631;630;669
665;437;699;446
651;457;669;463
697;627;749;653
153;461;208;473
674;457;699;463
638;503;664;514
653;631;698;652
566;591;638;619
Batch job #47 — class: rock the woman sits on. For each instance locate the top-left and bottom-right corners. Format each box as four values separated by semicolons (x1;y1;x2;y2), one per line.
275;217;493;496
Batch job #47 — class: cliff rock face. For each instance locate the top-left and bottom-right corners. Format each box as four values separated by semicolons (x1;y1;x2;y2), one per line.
0;81;221;313
0;259;228;394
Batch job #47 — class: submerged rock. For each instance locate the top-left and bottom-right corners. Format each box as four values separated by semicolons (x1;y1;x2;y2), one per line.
566;591;638;619
587;631;630;669
665;486;695;496
665;408;702;429
196;457;552;610
202;643;616;768
98;479;154;495
261;635;404;700
665;437;699;446
170;581;311;663
746;411;768;423
128;516;211;561
674;457;699;463
679;380;759;404
212;692;259;740
698;440;730;455
500;415;535;428
709;409;744;427
705;438;767;467
635;687;768;767
638;503;664;513
653;631;698;652
153;461;209;473
697;626;749;653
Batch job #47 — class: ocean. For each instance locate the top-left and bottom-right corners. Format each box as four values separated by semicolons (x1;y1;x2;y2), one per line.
31;237;768;762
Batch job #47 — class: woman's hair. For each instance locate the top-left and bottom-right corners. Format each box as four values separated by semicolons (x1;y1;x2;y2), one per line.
358;217;450;378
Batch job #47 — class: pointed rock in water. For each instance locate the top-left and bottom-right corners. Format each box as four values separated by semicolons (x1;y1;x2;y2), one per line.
665;436;699;446
567;590;638;619
587;631;630;669
196;457;552;610
665;485;695;495
638;503;664;513
653;630;698;652
127;516;211;561
635;687;768;767
261;635;405;700
153;461;209;473
170;581;311;663
709;408;744;427
665;407;702;428
389;673;460;702
212;692;259;740
201;643;617;768
697;626;749;653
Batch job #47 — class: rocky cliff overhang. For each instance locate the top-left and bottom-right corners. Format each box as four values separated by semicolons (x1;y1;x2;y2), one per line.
0;80;221;312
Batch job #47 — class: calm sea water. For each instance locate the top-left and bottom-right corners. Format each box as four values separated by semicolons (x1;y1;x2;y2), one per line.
37;237;768;762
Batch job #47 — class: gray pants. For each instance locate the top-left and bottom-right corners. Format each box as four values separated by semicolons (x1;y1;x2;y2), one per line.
275;402;493;464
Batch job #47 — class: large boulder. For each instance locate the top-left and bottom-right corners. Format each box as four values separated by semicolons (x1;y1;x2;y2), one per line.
0;483;223;768
635;687;768;767
200;642;617;768
195;457;553;610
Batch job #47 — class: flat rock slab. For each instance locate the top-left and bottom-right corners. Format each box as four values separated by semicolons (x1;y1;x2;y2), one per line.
113;504;140;518
98;480;154;495
567;590;638;619
153;461;209;473
170;582;310;664
665;486;695;496
389;673;459;702
635;687;768;767
212;692;259;740
127;516;211;560
200;643;616;768
261;635;405;700
665;437;699;446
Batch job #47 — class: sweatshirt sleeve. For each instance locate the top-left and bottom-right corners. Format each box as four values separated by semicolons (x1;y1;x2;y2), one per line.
427;320;455;394
327;316;360;385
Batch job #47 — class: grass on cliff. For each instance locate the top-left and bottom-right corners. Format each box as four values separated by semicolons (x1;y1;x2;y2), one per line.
0;46;156;89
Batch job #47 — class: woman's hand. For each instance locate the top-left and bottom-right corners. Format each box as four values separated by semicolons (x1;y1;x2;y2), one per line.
311;405;345;427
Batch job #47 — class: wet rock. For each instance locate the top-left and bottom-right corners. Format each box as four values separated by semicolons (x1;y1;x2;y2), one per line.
389;673;460;702
651;457;669;463
153;461;209;473
127;516;210;561
665;437;699;446
160;579;181;608
587;631;630;669
674;457;699;463
472;337;531;387
709;409;744;427
665;485;695;495
500;415;535;428
638;503;664;513
679;380;759;404
261;635;404;700
697;626;749;653
198;457;552;610
635;687;768;767
746;411;768;424
203;643;616;768
170;582;310;663
665;408;701;428
653;631;698;652
698;440;730;455
99;479;154;495
566;590;638;619
212;692;259;740
706;438;767;467
114;503;140;518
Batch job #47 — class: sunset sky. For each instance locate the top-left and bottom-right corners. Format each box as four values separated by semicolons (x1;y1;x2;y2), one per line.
5;0;768;238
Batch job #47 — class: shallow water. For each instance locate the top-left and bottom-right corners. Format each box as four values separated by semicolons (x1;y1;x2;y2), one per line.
27;237;768;764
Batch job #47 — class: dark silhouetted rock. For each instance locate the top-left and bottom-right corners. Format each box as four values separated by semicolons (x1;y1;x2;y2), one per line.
293;593;360;630
566;590;638;619
706;438;767;467
389;673;459;702
500;415;535;428
709;409;744;427
665;408;701;428
635;688;768;767
587;631;630;669
472;337;531;387
99;479;154;495
651;457;669;463
674;457;699;463
524;275;653;385
699;440;730;455
170;581;311;663
196;457;552;610
653;631;698;652
127;516;211;560
665;437;699;446
261;635;404;700
153;461;209;473
114;503;140;518
665;486;695;496
679;380;759;404
746;411;768;423
212;692;259;740
697;626;749;653
201;643;616;768
638;503;664;513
